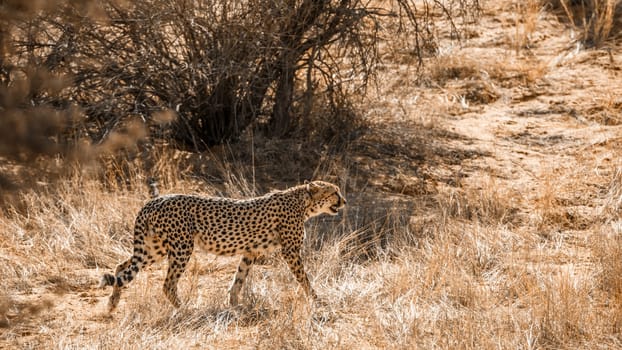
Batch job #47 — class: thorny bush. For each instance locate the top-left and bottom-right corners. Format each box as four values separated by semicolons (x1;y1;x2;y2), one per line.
0;0;479;192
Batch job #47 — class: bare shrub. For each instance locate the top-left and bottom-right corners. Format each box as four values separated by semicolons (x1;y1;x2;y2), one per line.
5;0;480;151
0;0;106;200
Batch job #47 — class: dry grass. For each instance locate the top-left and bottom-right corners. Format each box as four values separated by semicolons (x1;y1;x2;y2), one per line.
1;155;621;348
2;0;622;349
555;0;622;47
512;0;543;53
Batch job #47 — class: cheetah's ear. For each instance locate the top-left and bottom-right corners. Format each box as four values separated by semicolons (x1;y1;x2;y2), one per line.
306;181;320;196
304;179;310;185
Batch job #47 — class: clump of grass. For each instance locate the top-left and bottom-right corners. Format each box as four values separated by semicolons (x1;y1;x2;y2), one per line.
587;93;622;125
424;54;481;86
532;271;590;348
592;226;622;327
435;176;520;226
554;0;622;47
600;166;622;218
533;170;563;231
513;0;543;53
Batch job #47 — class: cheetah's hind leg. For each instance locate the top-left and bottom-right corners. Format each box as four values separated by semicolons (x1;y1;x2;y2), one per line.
98;259;133;312
99;239;164;312
228;254;256;307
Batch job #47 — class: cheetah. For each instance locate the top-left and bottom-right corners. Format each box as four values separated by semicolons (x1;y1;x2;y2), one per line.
99;181;346;311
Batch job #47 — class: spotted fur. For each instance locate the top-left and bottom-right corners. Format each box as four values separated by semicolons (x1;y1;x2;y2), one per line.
99;181;346;311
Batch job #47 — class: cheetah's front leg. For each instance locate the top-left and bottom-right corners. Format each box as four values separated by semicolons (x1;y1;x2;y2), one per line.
281;247;317;301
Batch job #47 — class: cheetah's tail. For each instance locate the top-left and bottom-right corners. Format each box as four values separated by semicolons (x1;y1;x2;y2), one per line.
148;177;159;198
98;273;116;288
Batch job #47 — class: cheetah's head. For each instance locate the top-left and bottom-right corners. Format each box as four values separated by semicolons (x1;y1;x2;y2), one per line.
305;181;346;218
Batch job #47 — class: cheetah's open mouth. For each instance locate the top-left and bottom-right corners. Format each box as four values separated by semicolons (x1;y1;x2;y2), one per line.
329;205;341;214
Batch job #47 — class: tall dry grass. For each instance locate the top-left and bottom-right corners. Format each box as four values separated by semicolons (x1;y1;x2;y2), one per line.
554;0;622;47
513;0;543;53
2;155;620;349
